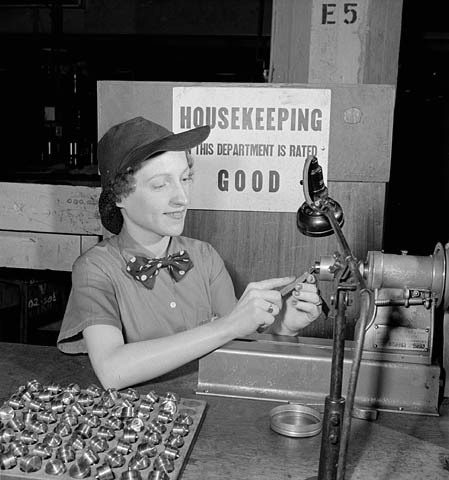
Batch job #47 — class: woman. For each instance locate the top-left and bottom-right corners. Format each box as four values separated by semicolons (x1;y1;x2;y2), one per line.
57;116;322;389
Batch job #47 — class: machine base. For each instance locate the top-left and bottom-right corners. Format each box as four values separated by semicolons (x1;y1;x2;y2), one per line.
197;335;441;415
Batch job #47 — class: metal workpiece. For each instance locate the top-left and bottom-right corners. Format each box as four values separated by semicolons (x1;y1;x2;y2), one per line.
85;414;101;429
122;428;138;444
143;431;162;446
104;416;123;430
97;426;116;441
104;450;125;468
0;451;17;469
28;420;48;435
121;468;143;480
60;413;78;426
115;439;133;455
91;407;108;418
120;389;139;403
78;395;94;408
164;435;184;449
138;400;154;417
54;422;72;438
7;417;25;432
38;411;58;424
128;417;145;433
0;406;15;423
20;430;39;445
32;442;52;459
170;424;189;437
147;421;166;435
153;455;174;474
43;432;63;448
59;393;75;407
85;385;102;399
8;396;25;410
19;454;42;473
0;427;15;443
68;435;86;452
71;403;87;417
80;448;100;466
65;384;81;396
56;445;76;463
163;446;179;461
45;458;67;476
128;452;151;471
94;464;114;480
75;423;93;440
9;441;29;457
173;413;193;426
69;458;91;479
148;469;169;480
89;436;109;454
156;412;172;425
160;400;177;416
0;382;206;480
137;442;158;457
119;406;136;419
144;392;159;404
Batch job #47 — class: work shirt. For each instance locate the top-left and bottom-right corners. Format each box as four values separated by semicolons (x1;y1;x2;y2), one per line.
57;228;237;354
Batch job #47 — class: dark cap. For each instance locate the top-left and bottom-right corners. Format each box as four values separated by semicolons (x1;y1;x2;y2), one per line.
97;117;210;234
98;116;211;187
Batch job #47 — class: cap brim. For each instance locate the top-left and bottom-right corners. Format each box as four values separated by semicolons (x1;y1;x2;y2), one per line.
120;125;211;173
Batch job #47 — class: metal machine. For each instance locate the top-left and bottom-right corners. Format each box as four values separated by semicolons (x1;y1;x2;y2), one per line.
197;155;448;479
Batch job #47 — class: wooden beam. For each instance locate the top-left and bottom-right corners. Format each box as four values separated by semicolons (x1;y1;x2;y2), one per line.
0;183;101;235
0;231;100;271
270;0;403;84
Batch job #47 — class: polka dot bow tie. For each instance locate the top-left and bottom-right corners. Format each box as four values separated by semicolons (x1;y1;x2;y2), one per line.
126;250;194;289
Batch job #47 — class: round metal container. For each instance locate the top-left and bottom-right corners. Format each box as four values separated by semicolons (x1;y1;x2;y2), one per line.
270;404;322;438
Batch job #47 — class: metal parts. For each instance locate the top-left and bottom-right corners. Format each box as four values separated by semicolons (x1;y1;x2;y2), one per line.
0;380;206;480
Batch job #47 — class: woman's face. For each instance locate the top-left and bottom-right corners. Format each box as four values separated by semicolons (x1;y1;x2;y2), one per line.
116;151;193;245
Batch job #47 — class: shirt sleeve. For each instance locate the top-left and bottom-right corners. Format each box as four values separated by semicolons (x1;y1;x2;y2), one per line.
57;255;122;354
204;242;237;317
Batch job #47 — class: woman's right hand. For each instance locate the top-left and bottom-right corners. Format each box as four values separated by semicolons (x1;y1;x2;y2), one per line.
223;276;296;338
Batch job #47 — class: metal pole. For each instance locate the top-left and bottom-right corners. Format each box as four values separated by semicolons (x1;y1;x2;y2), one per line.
317;288;347;480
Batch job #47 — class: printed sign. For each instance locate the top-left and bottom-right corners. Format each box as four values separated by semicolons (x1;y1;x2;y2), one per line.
172;86;331;212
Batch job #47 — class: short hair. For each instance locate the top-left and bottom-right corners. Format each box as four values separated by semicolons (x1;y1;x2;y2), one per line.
98;152;194;235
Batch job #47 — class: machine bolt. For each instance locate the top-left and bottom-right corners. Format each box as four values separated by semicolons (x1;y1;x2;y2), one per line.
330;415;339;426
329;433;339;444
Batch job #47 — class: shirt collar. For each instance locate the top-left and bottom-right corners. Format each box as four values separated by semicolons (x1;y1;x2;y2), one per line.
117;225;178;262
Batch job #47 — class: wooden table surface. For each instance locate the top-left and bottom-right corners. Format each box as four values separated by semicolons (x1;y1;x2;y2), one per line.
1;342;449;480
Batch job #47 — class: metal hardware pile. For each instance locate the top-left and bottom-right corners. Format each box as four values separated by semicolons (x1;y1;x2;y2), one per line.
0;380;206;480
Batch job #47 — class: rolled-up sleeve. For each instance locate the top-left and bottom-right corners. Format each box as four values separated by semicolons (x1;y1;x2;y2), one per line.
57;256;122;354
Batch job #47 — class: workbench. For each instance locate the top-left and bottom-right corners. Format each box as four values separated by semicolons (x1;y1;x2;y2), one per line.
1;342;448;480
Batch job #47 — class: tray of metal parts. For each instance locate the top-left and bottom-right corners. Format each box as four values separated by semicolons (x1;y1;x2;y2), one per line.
0;380;207;480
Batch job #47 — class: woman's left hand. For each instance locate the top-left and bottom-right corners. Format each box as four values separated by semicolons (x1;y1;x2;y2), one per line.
272;275;323;336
